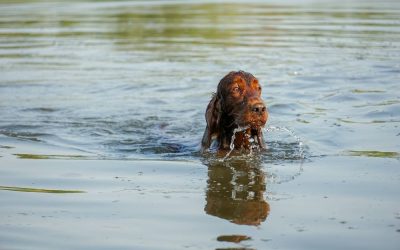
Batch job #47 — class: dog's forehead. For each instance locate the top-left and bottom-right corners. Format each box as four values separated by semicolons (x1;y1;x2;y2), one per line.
217;71;260;97
233;74;258;86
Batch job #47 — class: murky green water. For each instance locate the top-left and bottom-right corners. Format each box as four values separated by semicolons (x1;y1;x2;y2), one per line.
1;0;399;249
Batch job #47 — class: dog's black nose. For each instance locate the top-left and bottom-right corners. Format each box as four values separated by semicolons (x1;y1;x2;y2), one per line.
251;103;266;115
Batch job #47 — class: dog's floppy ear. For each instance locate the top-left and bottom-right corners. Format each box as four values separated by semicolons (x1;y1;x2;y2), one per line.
201;93;222;150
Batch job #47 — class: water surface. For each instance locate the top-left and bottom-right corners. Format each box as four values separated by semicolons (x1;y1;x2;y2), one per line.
0;0;399;249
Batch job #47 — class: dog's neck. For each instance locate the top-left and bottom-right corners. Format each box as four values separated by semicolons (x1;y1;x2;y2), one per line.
218;122;264;150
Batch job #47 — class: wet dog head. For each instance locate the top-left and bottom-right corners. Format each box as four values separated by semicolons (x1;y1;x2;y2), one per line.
202;71;268;150
217;71;268;131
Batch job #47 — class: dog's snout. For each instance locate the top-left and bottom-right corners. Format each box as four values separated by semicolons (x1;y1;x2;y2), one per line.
251;102;267;115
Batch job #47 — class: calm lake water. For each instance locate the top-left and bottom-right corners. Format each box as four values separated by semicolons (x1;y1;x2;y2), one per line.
1;0;399;249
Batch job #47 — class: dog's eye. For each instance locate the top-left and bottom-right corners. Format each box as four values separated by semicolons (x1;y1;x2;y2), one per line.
258;86;262;91
233;87;240;93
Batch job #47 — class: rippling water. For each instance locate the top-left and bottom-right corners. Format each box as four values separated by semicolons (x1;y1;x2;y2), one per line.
1;1;399;249
1;0;399;160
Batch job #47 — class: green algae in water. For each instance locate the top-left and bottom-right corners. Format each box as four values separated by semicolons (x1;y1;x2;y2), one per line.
351;89;385;94
0;186;85;194
337;118;399;124
346;150;400;158
353;99;400;108
14;153;90;160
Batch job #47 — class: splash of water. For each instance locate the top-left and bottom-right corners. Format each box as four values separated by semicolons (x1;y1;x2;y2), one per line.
264;125;305;160
221;126;249;161
220;125;305;163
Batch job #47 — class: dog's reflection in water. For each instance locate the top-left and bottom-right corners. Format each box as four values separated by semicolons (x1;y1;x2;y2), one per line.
204;158;270;226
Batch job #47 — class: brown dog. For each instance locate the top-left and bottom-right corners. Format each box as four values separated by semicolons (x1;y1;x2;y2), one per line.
202;71;268;151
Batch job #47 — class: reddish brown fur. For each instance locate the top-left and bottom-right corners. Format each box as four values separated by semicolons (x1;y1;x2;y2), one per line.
202;71;268;151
